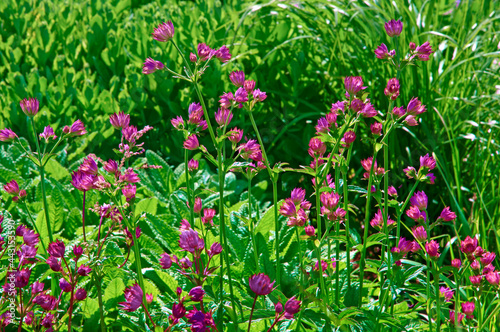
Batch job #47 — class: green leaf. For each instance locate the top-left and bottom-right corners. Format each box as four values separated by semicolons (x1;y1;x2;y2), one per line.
103;278;125;310
135;197;158;218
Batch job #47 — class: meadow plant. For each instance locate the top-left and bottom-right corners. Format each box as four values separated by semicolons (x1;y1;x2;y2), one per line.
0;15;498;332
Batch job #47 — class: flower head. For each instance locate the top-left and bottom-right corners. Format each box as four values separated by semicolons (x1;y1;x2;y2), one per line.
439;287;454;302
119;283;143;312
384;78;400;100
39;126;57;142
48;240;65;258
71;171;94;191
384;19;403;37
142;58;164;74
63;120;86;137
189;286;205;302
449;310;464;325
425;240;440;258
370;122;383;136
229;71;245;87
284;296;301;319
20;97;39;117
415;41;433;61
461;302;475;319
215;45;231;62
0;128;18;142
152;21;174;42
374;43;395;59
219;92;234;109
215;108;233;127
109;112;130;129
344;76;366;98
179;229;205;253
75;288;87;301
253;89;267;102
33;294;58;311
407;97;426;116
438;207;456;221
197;43;213;61
183;135;199;150
228;128;243;144
249;273;275;296
410;191;428;211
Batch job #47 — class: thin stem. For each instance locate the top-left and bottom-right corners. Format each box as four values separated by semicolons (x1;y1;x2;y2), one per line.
334;167;340;306
342;170;351;288
266;313;285;332
132;231;148;314
434;263;441;332
248;174;260;273
22;201;46;254
93;271;107;332
68;286;75;332
185;150;194;225
426;225;433;332
314;174;327;302
39;168;53;244
82;191;87;242
294;226;304;331
396;181;419;241
247;295;258;332
358;149;379;307
142;303;156;328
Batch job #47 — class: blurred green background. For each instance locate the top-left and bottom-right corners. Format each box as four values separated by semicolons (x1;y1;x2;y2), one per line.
0;0;499;245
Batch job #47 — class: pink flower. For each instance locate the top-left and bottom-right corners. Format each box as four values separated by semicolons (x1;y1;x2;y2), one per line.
409;42;416;50
360;157;385;179
201;208;216;226
160;253;172;269
344;76;366;98
75;288;87;301
39;126;57;142
187;103;204;125
469;275;483;285
142;58;164;74
103;159;118;174
244;80;255;93
46;256;61;271
305;225;315;236
486;271;500;286
63;120;86;136
179;229;205;253
425;240;440;258
188;159;199;172
20;97;39;117
370;209;396;230
461;302;475;319
219;92;234;109
370;122;382;135
0;128;18;142
59;278;72;292
228;128;243;144
449;310;464;325
315;117;330;134
197;43;213;61
188;286;205;302
183;135;199;150
249;273;275;296
451;258;462;269
388;186;398;196
152;21;174;42
79;156;98;175
215;108;233;126
77;265;92;276
209;242;223;257
229;71;245;87
252;89;267;102
480;252;496;266
392;106;406;117
419;154;436;171
415;42;433;61
234;87;248;104
407;97;426;115
384;19;403;37
238;140;262;161
341;130;356;147
384;78;400;100
33;293;58;311
404;115;418;126
190;52;197;62
171;116;184;130
119;283;143;312
391;237;414;259
290;188;306;204
215;45;231;62
4;180;20;195
359;101;377;117
122;184;136;202
439;287;454;302
110;111;130;129
374;43;395;59
48;240;65;258
412;226;427;242
438;207;456;221
308;138;326;157
284;296;301;319
410;191;428;211
119;168;140;183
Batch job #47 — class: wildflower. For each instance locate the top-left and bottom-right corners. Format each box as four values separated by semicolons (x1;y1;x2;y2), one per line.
470;260;481;270
48;240;65;258
409;42;416;50
171;116;184;130
33;294;58;311
370;122;382;135
341;131;356;147
152;21;174;42
77;265;92;276
215;108;233;126
412;226;427;242
370;209;395;230
172;302;186;319
229;71;245;87
392;106;406;117
461;302;475;319
438;207;456;221
189;286;205;302
415;41;433;61
384;78;400;100
391;237;414;259
59;278;72;292
184;135;199;150
305;225;315;236
374;43;395;59
483;264;495;274
41;313;54;328
197;43;213;61
160;253;172;269
384;19;403;37
234;87;248;105
190;52;197;62
0;128;18;142
469;275;483;285
201;208;216;226
209;242;223;257
275;302;283;313
63;119;86;136
407;97;426;115
425;240;440;258
284;296;301;319
32;282;44;294
142;58;164;75
404;115;418;126
439;287;454;302
73;246;83;258
103;160;118;174
361;157;385;179
4;180;20;195
239;140;262;161
481;252;496;266
290;188;306;204
486;271;500;286
122;184;136;202
71;171;94;192
320;192;345;221
219;92;234;109
39;126;57;142
451;258;462;269
179;257;192;269
24;311;34;325
20;97;39;117
109;111;130;129
449;311;464;325
313;260;329;274
75;288;87;301
215;45;231;62
119;283;143;312
344;76;366;98
15;269;31;288
388;186;398;196
360;101;378;117
79;156;98;175
410;191;428;211
46;256;61;271
252;89;267;102
244;80;256;93
179;229;205;253
249;273;275;296
315;117;330;134
192;197;202;213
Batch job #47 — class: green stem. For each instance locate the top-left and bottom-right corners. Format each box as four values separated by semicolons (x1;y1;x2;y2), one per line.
185;150;194;225
132;230;148;315
426;225;433;332
358;149;379;308
396;181;419;241
342;170;351;288
248;174;260;273
434;263;441;332
82;190;87;242
294;226;305;331
93;271;107;332
314;174;327;302
334;167;340;306
22;201;46;254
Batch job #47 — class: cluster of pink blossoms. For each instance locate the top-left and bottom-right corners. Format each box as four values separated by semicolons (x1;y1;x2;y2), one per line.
279;188;312;227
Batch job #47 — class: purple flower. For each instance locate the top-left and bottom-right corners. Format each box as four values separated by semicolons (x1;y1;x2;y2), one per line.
63;119;86;137
438;207;456;221
370;209;396;230
209;242;223;257
188;103;204;125
73;246;83;257
470;275;483;285
20;97;39;117
404;115;418;126
75;288;87;301
71;171;94;191
201;208;216;226
425;240;440;258
275;302;283;313
77;265;92;276
33;294;58;311
439;286;454;302
32;282;44;294
48;240;65;258
228;127;243;144
160;253;172;269
189;286;205;302
486;272;500;286
344;76;366;98
249;273;275;296
410;191;428;211
229;71;245;87
409;42;416;50
359;101;377;117
171;116;184;130
451;258;462;269
219;92;234;109
119;283;143;312
234;87;248;104
384;19;403;37
215;45;231;62
252;89;267;102
179;229;205;253
370;122;382;136
109;111;130;129
374;43;395;59
188;159;199;172
391;237;414;258
39;126;57;142
120;168;140;183
197;43;213;61
315;117;330;134
183;135;199;150
412;226;427;242
407;97;426;115
190;52;197;62
480;252;496;266
122;184;136;202
450;310;465;325
79;156;98;175
305;225;315;236
59;278;72;292
142;58;164;74
461;302;475;319
239;140;262;161
152;21;174;42
46;256;61;271
392;106;406;117
419;154;436;171
415;41;433;61
461;236;478;255
4;180;20;195
172;302;186;319
103;159;118;174
215;108;233;126
341;130;356;147
384;78;400;100
244;80;255;93
0;128;18;142
284;296;301;319
15;269;31;288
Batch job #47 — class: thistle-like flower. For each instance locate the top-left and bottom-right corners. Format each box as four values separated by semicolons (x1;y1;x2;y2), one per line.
20;97;39;117
384;19;403;37
152;21;174;42
119;283;143;312
249;273;275;296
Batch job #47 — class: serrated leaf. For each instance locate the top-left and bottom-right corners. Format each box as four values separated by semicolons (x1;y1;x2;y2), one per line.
103;278;125;310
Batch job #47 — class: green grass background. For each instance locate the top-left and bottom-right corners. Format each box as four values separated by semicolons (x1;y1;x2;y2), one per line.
0;0;498;249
